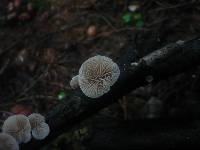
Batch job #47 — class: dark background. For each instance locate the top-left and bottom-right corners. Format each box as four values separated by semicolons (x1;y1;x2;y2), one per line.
0;0;200;149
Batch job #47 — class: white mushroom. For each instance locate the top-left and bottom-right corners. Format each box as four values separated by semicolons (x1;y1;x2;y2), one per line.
70;75;79;89
28;113;45;129
2;114;31;144
31;122;50;140
22;132;32;143
0;133;19;150
28;113;50;140
78;55;120;98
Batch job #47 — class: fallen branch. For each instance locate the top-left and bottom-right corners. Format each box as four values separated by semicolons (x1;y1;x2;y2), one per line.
85;119;200;150
21;37;200;149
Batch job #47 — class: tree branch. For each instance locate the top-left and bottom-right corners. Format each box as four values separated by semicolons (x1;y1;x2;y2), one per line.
85;119;200;150
21;37;200;149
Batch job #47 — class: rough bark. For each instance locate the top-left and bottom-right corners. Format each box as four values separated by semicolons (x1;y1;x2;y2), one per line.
21;37;200;149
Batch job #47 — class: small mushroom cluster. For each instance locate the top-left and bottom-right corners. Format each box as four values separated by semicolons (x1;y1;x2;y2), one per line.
70;55;120;98
2;114;32;144
0;113;50;150
0;133;19;150
28;113;50;140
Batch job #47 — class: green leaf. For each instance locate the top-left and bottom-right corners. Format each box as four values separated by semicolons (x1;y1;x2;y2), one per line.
133;13;142;21
135;20;144;28
122;12;133;24
57;90;66;100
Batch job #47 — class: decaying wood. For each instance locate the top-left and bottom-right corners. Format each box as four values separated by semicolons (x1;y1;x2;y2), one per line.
21;37;200;149
86;119;200;150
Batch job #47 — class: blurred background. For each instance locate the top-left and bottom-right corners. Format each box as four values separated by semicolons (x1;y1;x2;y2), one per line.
0;0;200;149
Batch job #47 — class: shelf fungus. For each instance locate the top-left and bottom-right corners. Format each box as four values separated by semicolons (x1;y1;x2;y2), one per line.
28;113;50;140
0;133;19;150
2;115;31;144
70;55;120;98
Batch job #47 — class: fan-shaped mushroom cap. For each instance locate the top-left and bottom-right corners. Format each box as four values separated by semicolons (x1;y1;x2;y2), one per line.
28;113;45;129
2;114;31;144
31;122;50;140
21;132;32;143
0;133;19;150
70;75;79;89
78;55;120;98
28;113;50;140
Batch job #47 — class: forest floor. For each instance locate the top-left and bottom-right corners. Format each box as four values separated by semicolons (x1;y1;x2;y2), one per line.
0;0;200;149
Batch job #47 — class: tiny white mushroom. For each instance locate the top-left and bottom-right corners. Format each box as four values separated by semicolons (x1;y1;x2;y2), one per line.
28;113;45;129
0;133;19;150
28;113;50;140
70;75;79;89
78;55;120;98
31;122;50;140
22;132;32;143
128;4;139;12
2;114;31;144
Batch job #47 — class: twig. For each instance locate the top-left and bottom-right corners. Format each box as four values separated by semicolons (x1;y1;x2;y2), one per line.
16;65;50;98
82;27;148;44
148;1;199;13
16;95;58;102
0;59;10;75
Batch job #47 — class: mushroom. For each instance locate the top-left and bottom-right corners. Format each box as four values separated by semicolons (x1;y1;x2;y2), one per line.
2;114;31;144
28;113;50;140
77;55;120;98
0;133;19;150
28;113;45;129
70;75;79;89
31;122;50;140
